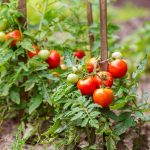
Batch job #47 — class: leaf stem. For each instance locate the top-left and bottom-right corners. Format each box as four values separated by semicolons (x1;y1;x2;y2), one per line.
86;126;91;144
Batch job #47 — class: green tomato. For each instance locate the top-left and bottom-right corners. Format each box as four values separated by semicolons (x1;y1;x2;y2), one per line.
112;52;122;59
38;50;50;60
0;31;6;42
67;73;79;83
72;65;82;73
0;18;8;31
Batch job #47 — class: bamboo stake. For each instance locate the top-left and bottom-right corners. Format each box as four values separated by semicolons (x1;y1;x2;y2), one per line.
99;0;108;149
99;0;108;71
86;0;94;51
18;0;27;26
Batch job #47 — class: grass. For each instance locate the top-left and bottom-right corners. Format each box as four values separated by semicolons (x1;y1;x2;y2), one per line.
108;3;149;22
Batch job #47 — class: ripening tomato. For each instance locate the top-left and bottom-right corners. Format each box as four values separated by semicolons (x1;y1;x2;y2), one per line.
27;45;40;58
93;88;114;107
77;76;96;95
38;49;50;60
73;49;85;59
86;58;99;73
46;50;60;69
94;71;113;88
0;31;6;42
5;30;22;46
108;59;127;78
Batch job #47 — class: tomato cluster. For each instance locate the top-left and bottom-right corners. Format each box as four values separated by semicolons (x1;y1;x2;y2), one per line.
0;20;60;70
68;51;128;108
28;47;60;69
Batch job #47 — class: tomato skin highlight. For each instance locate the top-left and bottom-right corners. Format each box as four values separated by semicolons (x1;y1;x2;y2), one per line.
73;50;85;59
77;76;96;95
108;59;127;78
94;71;113;88
27;45;40;58
5;30;22;46
93;88;114;107
86;58;98;73
46;50;60;69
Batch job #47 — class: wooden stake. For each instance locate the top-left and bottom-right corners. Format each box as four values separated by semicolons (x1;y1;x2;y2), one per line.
18;0;27;26
99;0;108;71
3;0;9;2
86;0;94;51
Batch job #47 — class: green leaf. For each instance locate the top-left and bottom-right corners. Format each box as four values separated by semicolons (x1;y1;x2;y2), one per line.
71;111;84;121
29;94;43;114
114;116;136;135
0;49;13;66
89;111;100;118
89;119;99;129
81;118;89;127
132;56;147;81
25;82;35;92
10;89;20;104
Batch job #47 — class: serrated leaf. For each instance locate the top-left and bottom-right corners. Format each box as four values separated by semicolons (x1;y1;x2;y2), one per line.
89;111;100;118
0;49;13;66
89;119;99;129
114;116;136;135
71;111;84;121
29;94;43;114
81;118;89;127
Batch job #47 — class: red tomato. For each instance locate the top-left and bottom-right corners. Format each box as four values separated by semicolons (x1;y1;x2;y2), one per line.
94;71;113;88
27;45;40;58
108;59;127;78
73;49;85;59
5;30;22;46
77;76;96;95
93;88;114;107
86;58;99;73
46;50;60;69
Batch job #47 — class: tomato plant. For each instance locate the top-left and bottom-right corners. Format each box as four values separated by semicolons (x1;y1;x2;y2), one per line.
0;1;149;150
